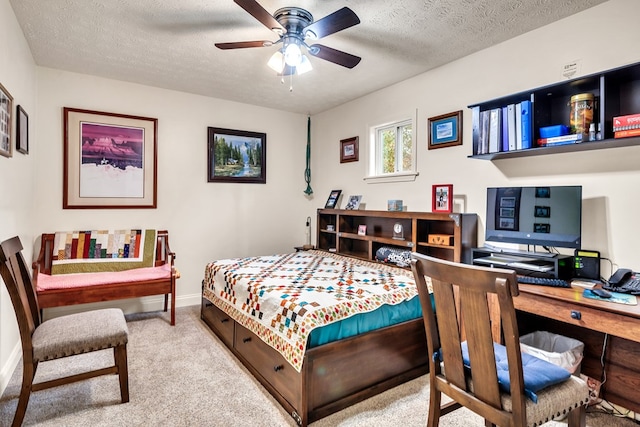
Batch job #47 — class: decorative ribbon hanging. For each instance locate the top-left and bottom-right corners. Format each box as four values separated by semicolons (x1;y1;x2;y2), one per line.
304;116;313;195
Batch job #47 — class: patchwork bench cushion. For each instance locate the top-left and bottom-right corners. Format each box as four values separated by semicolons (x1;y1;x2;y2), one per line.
51;229;157;274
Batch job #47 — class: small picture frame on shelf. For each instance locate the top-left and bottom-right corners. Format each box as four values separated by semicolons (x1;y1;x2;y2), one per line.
324;189;342;209
432;184;453;213
387;199;403;211
357;225;367;236
345;195;362;210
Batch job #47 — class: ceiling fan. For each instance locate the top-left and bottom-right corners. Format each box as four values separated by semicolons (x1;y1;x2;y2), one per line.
216;0;361;76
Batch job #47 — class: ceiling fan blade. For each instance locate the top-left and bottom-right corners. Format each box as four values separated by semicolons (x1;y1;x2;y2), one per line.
215;41;271;49
303;7;360;40
234;0;285;33
309;44;361;69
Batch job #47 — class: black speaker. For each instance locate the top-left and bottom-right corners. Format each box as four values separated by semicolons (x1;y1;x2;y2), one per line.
574;250;601;280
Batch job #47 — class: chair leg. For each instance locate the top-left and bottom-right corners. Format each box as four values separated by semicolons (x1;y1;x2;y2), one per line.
427;385;441;427
114;344;129;403
567;404;586;427
164;294;168;312
13;361;37;427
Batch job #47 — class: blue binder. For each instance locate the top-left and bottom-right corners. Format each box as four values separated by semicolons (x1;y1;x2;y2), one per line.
520;100;532;149
501;106;510;151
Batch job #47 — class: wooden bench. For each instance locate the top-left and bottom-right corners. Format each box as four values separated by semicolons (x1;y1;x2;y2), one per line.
33;229;178;325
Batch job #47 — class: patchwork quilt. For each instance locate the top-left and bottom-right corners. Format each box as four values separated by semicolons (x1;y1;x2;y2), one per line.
51;229;157;274
202;250;420;372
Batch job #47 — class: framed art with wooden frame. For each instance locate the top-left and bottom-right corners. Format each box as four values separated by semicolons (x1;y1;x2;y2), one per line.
340;136;359;163
324;189;342;209
428;110;462;150
432;184;453;213
17;105;28;154
0;82;13;158
208;127;266;184
63;107;158;209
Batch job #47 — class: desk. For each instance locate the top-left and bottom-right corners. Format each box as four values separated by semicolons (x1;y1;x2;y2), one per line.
514;285;640;413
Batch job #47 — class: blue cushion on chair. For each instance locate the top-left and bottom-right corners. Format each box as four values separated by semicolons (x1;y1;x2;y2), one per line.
460;341;571;403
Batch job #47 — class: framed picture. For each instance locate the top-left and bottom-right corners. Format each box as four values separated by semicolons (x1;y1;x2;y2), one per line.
63;107;158;209
428;110;462;150
16;105;28;154
324;189;342;209
357;224;367;236
340;136;359;163
534;205;551;218
432;184;453;213
0;82;13;158
535;187;550;198
208;127;266;183
345;195;362;210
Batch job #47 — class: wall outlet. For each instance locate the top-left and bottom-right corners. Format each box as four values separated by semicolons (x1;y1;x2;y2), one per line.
579;374;601;405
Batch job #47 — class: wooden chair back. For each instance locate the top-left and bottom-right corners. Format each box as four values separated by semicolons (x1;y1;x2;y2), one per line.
0;236;42;354
411;252;528;426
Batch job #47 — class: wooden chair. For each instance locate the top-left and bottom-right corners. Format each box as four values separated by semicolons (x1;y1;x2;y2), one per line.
410;253;589;427
0;236;130;427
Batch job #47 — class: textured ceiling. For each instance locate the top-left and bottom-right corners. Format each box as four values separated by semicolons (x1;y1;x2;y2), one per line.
10;0;607;114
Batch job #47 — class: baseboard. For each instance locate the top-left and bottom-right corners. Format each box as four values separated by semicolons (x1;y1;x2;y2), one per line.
0;341;21;399
0;293;201;397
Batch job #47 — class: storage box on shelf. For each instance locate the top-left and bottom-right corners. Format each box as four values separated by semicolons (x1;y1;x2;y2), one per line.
316;209;477;265
468;61;640;160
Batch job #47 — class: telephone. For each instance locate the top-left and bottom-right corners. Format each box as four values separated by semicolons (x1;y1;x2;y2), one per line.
608;268;633;286
604;268;640;295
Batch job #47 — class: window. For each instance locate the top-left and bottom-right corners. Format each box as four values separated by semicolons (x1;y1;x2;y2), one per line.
366;116;417;183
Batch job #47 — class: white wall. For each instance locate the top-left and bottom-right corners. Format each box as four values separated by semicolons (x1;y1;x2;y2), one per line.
0;0;38;393
312;0;640;271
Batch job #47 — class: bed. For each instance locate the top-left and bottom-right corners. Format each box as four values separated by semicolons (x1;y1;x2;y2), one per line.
200;250;429;426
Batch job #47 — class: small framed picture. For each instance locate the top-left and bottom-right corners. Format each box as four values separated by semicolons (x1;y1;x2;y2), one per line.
534;206;551;218
16;105;28;154
345;195;362;210
357;224;367;236
0;82;13;158
432;184;453;213
535;187;550;198
428;110;462;150
324;189;342;209
340;136;359;163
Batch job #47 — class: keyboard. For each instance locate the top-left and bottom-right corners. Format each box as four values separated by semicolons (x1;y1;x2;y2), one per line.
516;275;571;288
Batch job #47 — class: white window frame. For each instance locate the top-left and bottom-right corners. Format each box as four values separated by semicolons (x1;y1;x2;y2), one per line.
365;112;418;184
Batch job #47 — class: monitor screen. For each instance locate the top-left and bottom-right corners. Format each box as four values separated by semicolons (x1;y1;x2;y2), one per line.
485;186;582;249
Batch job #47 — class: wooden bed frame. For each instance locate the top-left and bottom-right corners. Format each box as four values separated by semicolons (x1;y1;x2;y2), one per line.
201;296;428;426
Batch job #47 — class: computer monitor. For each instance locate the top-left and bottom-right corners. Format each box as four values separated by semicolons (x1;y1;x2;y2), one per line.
485;185;582;250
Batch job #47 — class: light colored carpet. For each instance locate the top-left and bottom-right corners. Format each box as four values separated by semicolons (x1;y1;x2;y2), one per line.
0;305;636;426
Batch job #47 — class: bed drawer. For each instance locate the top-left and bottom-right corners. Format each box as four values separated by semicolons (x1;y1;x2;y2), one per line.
201;299;234;348
234;326;301;407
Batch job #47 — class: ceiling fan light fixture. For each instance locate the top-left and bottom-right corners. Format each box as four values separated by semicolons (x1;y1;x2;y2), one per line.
267;51;285;73
296;55;313;75
284;42;302;67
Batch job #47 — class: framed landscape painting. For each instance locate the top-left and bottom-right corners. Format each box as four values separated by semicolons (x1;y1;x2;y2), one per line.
63;107;158;209
208;127;266;184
